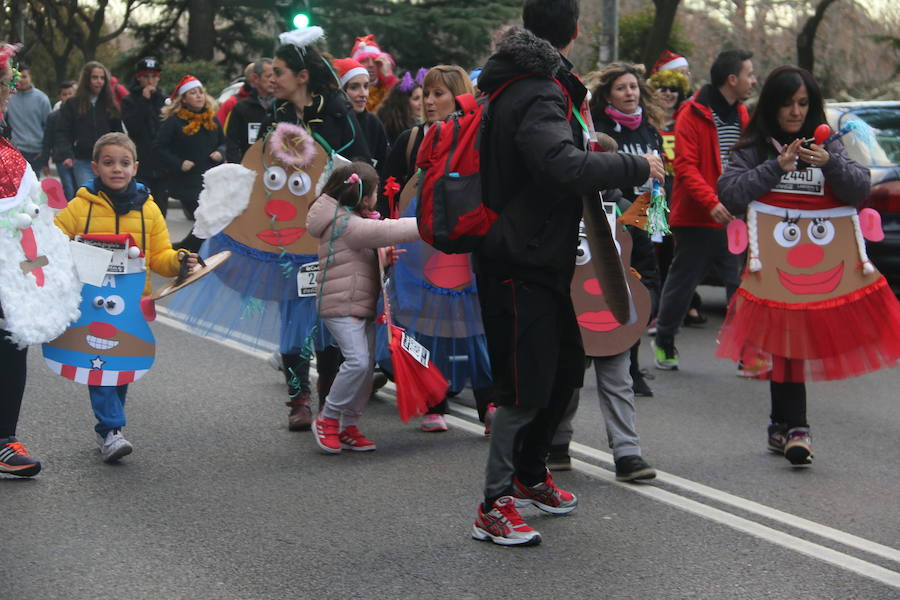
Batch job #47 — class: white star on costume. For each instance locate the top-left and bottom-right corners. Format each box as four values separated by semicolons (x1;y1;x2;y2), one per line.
90;356;106;369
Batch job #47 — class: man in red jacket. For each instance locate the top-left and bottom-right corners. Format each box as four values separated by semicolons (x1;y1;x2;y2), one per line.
652;49;756;370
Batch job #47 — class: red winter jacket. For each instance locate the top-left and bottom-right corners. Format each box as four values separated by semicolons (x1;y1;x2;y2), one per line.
670;87;749;228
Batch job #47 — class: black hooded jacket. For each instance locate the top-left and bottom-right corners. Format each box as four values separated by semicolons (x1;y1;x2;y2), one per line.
475;28;650;293
121;80;167;178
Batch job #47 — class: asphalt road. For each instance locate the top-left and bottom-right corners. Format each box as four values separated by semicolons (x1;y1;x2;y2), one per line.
4;211;898;599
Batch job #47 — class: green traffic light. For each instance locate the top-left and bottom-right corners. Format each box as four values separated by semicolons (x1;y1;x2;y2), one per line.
292;12;310;29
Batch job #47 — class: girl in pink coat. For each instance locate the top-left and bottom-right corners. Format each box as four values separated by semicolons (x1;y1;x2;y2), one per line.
305;162;420;453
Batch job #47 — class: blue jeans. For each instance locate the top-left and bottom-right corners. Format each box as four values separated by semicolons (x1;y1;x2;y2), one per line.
72;159;95;188
57;163;77;201
88;384;129;436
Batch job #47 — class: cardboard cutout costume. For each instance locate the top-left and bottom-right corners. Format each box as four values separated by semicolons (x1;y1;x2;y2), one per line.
43;235;156;384
718;196;900;382
376;182;491;394
572;220;651;358
167;123;330;351
0;139;81;348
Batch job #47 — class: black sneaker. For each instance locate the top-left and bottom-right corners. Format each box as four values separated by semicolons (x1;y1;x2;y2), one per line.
767;422;789;453
784;428;813;467
0;438;42;477
615;455;656;482
632;369;653;397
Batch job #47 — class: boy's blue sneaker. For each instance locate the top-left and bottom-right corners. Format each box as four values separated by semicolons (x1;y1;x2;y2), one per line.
0;438;42;477
652;339;679;370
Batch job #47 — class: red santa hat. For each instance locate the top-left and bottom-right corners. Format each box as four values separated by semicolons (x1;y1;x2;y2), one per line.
651;50;689;75
170;74;203;101
0;138;34;214
0;42;21;72
332;57;369;88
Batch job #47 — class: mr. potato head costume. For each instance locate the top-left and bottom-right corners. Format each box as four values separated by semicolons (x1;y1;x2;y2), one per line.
717;172;900;383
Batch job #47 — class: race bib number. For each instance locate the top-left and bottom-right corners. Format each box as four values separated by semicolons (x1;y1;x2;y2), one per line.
297;261;319;297
248;122;261;145
400;331;430;368
773;168;825;196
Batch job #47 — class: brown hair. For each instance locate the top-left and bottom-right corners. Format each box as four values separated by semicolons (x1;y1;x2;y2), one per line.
74;61;120;119
92;132;137;162
589;62;664;131
423;65;474;98
319;161;379;211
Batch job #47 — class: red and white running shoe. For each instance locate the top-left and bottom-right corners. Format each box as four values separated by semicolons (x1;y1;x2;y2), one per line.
471;496;541;546
339;426;376;452
314;415;341;454
512;471;577;514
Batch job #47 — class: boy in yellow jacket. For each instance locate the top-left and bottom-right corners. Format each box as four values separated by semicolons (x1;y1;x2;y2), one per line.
54;132;198;462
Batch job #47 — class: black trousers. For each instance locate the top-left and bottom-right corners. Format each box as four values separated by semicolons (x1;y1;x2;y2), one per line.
0;322;27;439
477;276;584;504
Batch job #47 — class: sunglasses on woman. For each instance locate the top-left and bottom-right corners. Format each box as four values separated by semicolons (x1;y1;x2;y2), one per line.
657;86;680;93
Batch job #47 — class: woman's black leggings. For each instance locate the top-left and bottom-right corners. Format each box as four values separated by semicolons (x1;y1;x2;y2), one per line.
770;381;808;429
0;328;27;439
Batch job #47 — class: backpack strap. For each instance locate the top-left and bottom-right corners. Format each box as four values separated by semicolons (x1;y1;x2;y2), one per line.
405;125;420;171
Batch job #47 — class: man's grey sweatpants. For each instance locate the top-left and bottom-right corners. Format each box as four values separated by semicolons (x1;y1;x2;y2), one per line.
553;351;642;460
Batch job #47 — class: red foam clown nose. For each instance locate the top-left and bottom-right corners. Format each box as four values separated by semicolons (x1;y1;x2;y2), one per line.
814;124;832;145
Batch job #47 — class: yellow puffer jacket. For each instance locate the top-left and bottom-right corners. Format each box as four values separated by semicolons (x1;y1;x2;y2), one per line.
54;185;181;297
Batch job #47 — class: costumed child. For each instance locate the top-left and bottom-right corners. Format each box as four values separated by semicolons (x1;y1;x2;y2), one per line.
716;66;900;467
0;42;82;476
52;132;199;463
305;162;420;454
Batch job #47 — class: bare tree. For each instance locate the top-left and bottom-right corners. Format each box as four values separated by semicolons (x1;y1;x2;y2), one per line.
187;0;218;61
797;0;840;72
641;0;682;72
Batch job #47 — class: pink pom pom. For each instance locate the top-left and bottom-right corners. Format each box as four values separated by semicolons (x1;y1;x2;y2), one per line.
267;123;317;170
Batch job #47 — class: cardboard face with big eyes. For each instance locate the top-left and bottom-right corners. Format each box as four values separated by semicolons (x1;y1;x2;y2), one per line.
43;270;156;385
735;204;882;304
571;221;651;357
222;124;328;256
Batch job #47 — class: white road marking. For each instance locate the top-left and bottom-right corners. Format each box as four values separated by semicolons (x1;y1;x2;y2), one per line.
156;309;900;589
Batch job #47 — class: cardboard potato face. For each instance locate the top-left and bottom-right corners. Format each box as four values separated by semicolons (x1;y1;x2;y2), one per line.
43;271;155;385
222;127;328;256
741;206;880;304
572;222;651;357
0;142;81;348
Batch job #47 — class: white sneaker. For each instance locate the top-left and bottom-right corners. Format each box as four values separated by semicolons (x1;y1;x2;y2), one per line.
99;429;133;463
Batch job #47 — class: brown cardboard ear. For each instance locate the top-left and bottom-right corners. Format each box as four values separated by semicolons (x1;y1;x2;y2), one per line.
583;196;632;326
398;171;419;216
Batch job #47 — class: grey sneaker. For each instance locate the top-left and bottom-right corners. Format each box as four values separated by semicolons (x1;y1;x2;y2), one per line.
99;429;133;463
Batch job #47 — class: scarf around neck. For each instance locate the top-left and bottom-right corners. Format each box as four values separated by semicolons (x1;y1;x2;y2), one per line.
604;105;643;131
98;179;149;215
176;106;217;135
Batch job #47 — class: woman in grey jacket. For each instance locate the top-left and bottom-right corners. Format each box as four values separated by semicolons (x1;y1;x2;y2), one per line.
717;66;900;468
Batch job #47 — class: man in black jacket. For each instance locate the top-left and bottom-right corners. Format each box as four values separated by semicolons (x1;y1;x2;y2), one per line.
470;0;663;546
224;58;275;163
121;57;168;215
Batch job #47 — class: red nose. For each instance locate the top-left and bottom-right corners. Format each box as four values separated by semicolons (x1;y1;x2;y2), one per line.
88;321;117;338
787;243;824;268
264;199;298;222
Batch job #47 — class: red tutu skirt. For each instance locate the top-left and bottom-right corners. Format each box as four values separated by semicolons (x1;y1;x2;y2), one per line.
716;276;900;382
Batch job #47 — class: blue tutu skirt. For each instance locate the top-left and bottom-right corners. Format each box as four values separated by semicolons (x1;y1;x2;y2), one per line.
375;198;492;393
165;232;323;354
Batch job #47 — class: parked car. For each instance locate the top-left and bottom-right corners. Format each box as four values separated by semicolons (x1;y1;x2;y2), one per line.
826;101;900;295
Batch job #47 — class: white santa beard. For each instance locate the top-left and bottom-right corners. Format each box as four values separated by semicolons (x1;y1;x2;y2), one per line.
0;210;82;349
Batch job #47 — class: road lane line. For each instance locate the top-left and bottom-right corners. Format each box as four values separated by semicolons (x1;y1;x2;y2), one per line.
444;412;900;590
155;310;899;587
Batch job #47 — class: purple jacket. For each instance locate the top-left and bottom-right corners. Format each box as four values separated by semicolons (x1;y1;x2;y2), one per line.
718;139;870;214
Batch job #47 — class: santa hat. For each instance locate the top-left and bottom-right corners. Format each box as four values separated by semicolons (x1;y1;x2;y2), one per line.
652;50;688;75
0;42;21;72
351;35;383;62
332;57;368;88
170;75;203;101
0;138;34;214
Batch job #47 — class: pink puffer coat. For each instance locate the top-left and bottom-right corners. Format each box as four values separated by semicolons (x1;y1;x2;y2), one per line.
306;194;420;318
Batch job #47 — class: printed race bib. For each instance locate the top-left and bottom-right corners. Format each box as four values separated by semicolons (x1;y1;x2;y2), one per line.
297;261;319;297
400;331;430;367
248;122;261;145
773;168;825;196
